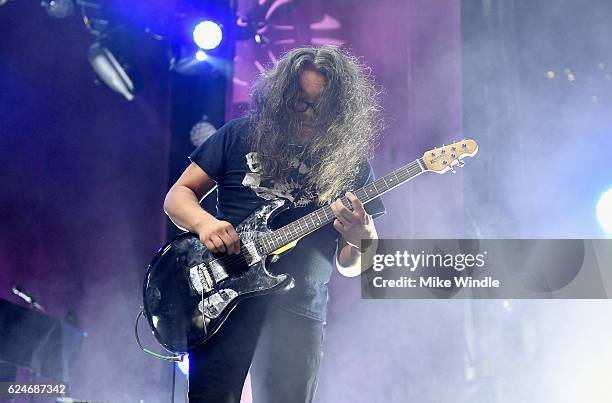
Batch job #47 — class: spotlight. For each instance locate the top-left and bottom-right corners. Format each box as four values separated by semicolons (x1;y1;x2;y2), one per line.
195;50;208;62
190;116;216;147
596;188;612;233
41;0;74;18
88;42;134;101
192;20;223;50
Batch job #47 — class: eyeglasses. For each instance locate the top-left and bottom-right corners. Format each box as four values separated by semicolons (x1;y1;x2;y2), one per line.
292;99;316;113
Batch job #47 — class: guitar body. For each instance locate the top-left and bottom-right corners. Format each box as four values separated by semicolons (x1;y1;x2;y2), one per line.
143;199;294;354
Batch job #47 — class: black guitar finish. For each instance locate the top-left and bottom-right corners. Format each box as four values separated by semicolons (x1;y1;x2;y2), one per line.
143;199;294;354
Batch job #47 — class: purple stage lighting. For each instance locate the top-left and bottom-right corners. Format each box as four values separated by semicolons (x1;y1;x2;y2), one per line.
192;20;223;50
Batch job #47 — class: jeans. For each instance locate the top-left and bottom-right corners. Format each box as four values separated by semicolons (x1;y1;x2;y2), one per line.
188;296;325;403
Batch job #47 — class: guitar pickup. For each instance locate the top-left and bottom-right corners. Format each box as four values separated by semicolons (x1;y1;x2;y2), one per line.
189;264;214;294
243;240;262;265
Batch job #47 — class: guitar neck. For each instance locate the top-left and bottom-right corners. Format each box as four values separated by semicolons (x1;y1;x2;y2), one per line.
259;158;427;254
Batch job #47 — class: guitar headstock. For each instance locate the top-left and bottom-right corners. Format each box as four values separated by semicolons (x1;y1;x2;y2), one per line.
422;139;478;173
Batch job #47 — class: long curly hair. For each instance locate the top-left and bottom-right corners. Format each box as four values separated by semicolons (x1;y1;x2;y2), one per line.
248;45;383;204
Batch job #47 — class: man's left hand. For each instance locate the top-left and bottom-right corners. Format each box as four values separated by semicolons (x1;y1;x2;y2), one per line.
331;192;375;247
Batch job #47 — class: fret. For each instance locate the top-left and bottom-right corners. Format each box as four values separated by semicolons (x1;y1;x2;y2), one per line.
262;235;270;252
314;211;321;227
321;208;330;220
309;214;316;229
317;210;326;223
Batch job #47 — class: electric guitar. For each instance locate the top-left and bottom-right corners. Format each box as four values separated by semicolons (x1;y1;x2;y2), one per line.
142;140;478;354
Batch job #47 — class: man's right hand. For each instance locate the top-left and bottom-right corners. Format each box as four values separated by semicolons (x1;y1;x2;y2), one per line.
195;217;241;255
164;163;241;254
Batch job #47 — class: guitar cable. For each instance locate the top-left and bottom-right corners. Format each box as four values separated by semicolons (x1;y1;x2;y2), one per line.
134;310;186;362
134;311;183;403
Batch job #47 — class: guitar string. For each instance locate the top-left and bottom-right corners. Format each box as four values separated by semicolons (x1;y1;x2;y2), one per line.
199;161;425;281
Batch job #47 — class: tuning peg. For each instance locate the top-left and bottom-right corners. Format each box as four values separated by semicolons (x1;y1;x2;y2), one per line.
458;159;465;167
450;166;456;174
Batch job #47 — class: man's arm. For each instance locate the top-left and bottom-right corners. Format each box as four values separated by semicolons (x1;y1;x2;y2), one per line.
164;162;241;254
331;192;379;277
335;235;379;278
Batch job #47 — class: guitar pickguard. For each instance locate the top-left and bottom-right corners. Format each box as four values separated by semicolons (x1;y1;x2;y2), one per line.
143;198;294;353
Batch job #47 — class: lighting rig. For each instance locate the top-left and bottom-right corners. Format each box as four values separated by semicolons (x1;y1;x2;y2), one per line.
25;0;270;100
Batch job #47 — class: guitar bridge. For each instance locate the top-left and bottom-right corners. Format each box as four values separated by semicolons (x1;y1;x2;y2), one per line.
189;258;230;294
189;264;212;294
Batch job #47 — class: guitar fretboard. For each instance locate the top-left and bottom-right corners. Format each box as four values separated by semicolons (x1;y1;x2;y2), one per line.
258;158;426;254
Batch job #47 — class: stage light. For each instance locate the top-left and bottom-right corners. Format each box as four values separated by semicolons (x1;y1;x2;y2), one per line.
41;0;74;18
178;354;189;375
195;50;208;62
190;116;216;146
596;188;612;233
88;42;134;101
192;20;223;50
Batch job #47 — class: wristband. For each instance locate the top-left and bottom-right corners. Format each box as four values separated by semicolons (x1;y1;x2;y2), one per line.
346;239;375;253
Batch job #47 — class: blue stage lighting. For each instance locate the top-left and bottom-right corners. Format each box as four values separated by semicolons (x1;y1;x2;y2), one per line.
195;50;208;61
596;188;612;233
193;20;223;50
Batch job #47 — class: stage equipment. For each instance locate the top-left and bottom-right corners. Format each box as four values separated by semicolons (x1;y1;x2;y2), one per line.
12;285;45;312
193;20;223;50
195;50;208;61
41;0;74;18
0;298;83;382
140;140;479;357
168;1;234;75
189;115;217;147
88;42;134;101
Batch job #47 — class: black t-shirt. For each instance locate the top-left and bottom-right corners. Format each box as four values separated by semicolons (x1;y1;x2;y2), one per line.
189;117;386;321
